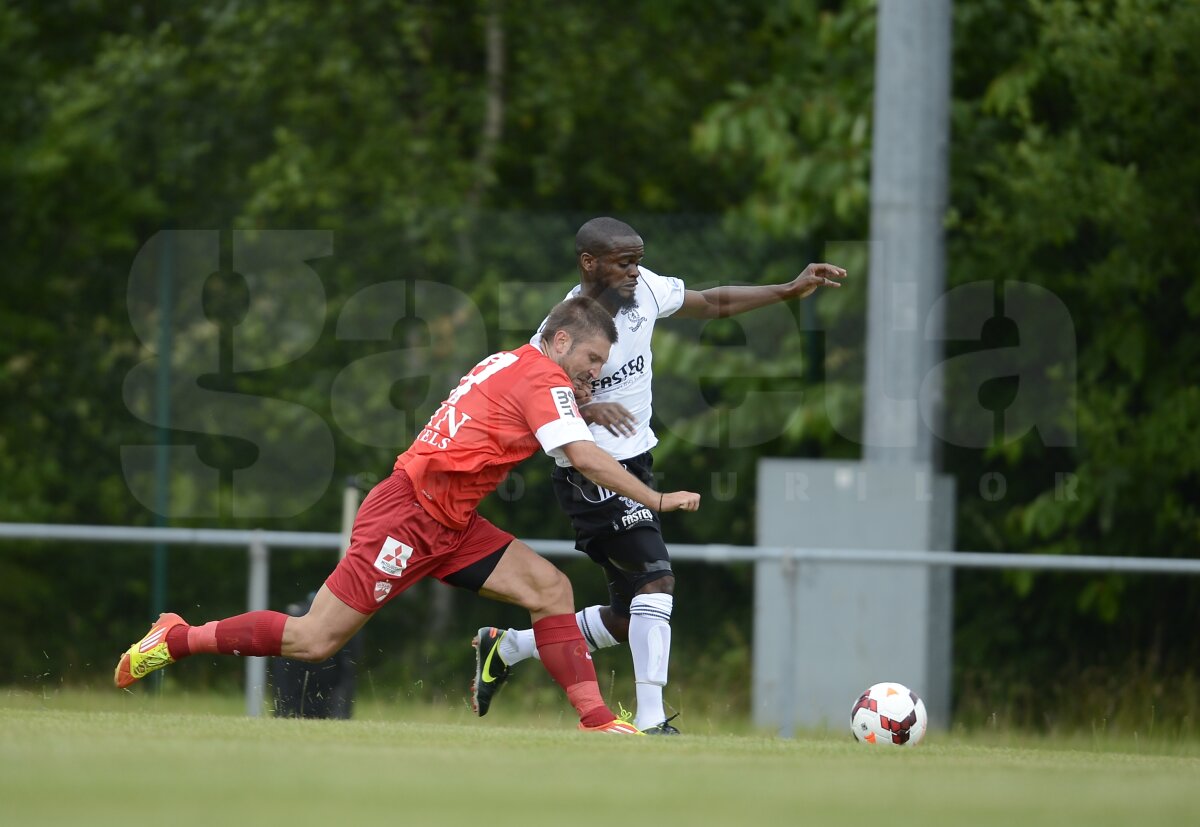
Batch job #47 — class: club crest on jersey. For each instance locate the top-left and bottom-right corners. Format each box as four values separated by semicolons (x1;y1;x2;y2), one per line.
620;304;647;332
374;536;414;577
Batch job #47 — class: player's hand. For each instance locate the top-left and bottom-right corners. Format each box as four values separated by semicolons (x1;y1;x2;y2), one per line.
581;402;637;437
786;262;847;300
658;491;700;512
572;377;594;406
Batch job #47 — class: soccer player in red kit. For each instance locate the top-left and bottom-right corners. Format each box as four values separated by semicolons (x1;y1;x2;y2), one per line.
114;296;701;733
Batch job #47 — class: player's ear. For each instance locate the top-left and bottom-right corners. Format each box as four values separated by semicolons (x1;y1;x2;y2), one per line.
579;252;595;275
553;329;572;355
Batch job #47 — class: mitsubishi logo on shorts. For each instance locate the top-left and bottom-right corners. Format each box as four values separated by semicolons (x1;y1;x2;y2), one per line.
373;536;415;577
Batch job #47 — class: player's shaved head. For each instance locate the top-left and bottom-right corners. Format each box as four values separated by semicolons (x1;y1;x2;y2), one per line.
541;296;618;347
576;217;641;257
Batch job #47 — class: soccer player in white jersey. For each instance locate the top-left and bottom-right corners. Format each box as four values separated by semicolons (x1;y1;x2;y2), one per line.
470;217;846;733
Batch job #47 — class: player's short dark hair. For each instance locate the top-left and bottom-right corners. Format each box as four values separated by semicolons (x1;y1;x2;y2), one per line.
575;217;641;257
541;296;618;347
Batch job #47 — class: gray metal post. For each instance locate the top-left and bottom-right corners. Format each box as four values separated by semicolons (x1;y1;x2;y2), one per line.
779;555;798;739
245;535;270;717
863;0;952;464
340;478;359;560
844;0;956;731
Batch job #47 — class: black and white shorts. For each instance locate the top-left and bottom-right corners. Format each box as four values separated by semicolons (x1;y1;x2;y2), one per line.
551;452;673;603
552;452;662;549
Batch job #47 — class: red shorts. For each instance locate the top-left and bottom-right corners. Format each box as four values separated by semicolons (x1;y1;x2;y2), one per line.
325;470;514;614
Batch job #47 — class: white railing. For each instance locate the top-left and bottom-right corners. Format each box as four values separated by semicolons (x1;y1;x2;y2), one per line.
4;521;1200;719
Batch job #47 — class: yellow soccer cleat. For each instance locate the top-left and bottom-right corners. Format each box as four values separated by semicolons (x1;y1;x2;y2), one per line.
471;626;511;717
578;718;644;735
114;613;186;688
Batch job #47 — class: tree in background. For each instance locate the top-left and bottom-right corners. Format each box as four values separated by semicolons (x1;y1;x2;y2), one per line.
694;0;1200;725
948;0;1200;722
0;0;807;696
2;0;1198;728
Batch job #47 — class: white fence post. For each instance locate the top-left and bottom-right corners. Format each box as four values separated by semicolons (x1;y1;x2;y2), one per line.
2;522;1199;726
245;534;270;717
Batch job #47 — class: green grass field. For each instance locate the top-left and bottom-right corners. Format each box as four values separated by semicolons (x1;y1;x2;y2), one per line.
2;689;1197;827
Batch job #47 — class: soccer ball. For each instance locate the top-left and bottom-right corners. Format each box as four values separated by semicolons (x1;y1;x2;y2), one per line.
850;682;928;746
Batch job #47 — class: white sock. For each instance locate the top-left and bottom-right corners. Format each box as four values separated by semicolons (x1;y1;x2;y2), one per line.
498;606;620;665
576;605;620;651
629;593;673;729
498;628;537;664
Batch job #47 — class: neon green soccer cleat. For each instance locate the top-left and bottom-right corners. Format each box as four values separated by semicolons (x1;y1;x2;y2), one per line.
114;613;186;688
471;626;511;716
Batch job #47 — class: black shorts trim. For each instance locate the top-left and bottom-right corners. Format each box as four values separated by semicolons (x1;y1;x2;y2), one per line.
441;541;511;592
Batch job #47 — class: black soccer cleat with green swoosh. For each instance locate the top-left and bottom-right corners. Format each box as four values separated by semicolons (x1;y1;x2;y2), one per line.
471;626;511;717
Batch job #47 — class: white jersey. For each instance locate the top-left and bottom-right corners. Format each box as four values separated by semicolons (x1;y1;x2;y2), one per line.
531;265;686;463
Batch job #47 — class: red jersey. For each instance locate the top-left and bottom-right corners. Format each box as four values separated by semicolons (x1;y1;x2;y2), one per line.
394;344;593;530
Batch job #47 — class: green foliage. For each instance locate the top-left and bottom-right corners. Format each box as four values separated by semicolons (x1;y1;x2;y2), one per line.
0;0;792;686
692;1;876;240
945;0;1200;684
1;0;1198;724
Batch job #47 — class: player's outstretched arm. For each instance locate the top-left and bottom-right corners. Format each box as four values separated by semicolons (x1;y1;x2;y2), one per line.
561;441;700;512
673;262;848;319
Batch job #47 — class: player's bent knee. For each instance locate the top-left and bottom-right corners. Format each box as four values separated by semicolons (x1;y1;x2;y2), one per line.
526;566;573;615
306;634;350;662
636;572;675;595
287;619;347;662
619;567;672;596
305;639;343;663
544;570;575;614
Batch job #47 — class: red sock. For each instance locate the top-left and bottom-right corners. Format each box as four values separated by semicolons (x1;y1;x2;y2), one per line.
533;614;614;727
164;621;220;659
165;612;287;659
165;624;193;659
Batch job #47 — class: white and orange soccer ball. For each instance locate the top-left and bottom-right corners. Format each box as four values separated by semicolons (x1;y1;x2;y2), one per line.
850;682;928;746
